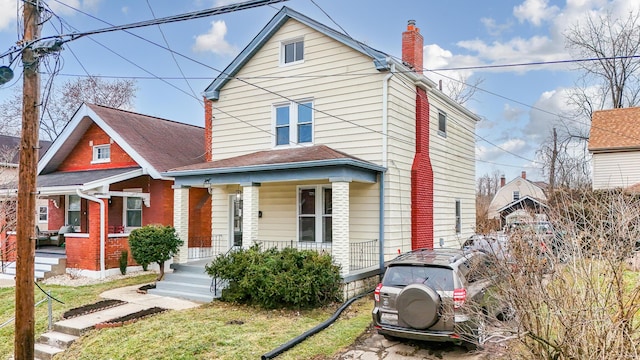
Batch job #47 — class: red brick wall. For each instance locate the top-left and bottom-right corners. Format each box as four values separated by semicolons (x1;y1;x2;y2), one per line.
402;21;424;74
204;97;213;162
48;198;65;231
105;236;136;269
188;188;211;246
109;176;173;226
58;122;137;172
2;233;16;262
411;87;434;250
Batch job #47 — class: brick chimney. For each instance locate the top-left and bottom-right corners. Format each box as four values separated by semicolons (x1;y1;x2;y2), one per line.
521;171;526;180
500;175;506;187
402;20;424;74
204;97;213;162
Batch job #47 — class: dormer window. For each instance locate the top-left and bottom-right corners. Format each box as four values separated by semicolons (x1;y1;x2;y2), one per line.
92;144;111;163
281;38;304;65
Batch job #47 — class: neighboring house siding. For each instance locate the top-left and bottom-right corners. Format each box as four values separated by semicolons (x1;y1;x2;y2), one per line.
592;152;640;190
429;95;476;245
211;19;384;164
57;123;137;171
488;179;546;219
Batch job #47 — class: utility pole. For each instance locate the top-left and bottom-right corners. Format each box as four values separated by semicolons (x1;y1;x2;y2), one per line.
16;0;41;358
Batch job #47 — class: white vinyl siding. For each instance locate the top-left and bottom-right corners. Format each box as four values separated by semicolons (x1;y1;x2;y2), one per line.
592;151;640;190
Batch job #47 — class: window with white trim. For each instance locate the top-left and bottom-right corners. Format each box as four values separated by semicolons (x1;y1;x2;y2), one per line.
92;144;111;163
124;189;143;228
274;101;313;146
281;38;304;65
38;205;48;222
513;191;520;201
438;110;447;136
298;185;332;243
67;195;81;229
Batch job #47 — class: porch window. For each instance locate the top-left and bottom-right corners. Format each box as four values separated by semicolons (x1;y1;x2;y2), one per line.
273;100;313;146
298;185;332;243
125;197;143;228
38;205;48;222
92;144;110;163
67;195;81;228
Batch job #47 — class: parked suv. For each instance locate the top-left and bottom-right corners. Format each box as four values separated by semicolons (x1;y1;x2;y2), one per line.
372;248;491;349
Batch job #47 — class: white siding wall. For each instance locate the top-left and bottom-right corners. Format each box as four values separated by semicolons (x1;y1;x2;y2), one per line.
592;152;640;190
212;19;385;164
488;179;546;219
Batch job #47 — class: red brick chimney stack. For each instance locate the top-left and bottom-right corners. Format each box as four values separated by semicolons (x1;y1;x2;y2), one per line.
500;175;506;187
402;20;424;74
521;171;526;180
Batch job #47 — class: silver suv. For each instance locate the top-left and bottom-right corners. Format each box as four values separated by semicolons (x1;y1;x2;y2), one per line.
372;248;491;349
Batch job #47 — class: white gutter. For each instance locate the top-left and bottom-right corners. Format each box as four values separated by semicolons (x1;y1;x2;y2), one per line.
382;62;394;168
76;189;106;279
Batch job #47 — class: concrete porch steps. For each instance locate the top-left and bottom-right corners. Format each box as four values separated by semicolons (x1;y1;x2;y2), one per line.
148;261;221;303
2;254;66;280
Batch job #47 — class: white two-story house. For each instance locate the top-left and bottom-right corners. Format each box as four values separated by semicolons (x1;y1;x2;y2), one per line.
165;7;479;284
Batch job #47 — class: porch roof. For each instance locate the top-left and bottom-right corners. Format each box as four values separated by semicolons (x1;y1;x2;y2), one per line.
164;145;385;186
36;167;143;194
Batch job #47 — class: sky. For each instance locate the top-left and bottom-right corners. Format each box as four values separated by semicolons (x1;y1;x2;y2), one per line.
0;0;639;182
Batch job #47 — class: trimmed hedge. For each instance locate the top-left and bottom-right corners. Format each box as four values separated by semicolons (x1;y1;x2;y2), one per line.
205;244;342;309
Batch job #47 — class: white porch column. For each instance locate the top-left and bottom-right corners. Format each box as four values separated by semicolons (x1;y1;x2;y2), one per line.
331;179;350;277
241;183;260;249
173;186;190;264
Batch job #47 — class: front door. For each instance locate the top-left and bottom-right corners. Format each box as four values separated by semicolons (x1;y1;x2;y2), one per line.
230;194;242;247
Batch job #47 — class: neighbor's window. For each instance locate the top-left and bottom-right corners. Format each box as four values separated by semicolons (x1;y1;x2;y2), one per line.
125;197;143;228
38;205;48;222
282;39;304;64
92;144;111;163
67;195;81;228
298;185;332;243
274;101;314;146
513;191;520;201
438;110;447;136
455;200;461;234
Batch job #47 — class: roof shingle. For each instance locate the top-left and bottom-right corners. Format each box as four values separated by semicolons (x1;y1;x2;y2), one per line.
589;107;640;151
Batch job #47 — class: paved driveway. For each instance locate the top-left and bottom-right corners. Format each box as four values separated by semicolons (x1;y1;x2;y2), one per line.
334;328;486;360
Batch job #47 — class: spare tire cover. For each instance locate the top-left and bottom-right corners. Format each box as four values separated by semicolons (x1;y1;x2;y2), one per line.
396;284;441;329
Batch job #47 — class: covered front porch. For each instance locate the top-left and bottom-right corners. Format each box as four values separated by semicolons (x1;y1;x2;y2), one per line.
167;145;386;277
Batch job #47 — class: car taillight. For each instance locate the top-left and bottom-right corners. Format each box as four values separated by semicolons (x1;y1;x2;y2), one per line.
374;283;382;302
453;288;466;309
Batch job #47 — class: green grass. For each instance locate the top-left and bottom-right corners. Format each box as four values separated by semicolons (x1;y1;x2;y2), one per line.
0;276;373;360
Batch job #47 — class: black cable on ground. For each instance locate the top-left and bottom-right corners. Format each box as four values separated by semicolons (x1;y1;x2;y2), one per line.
261;288;374;360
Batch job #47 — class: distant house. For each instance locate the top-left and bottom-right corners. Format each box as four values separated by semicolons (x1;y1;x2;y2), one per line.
488;171;548;226
589;107;640;190
2;103;206;278
164;6;480;282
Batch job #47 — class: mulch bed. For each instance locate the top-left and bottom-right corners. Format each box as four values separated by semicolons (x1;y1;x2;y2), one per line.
62;299;126;319
95;307;167;329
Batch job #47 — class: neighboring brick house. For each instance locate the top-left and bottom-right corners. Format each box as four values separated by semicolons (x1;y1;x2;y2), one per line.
488;171;548;227
165;7;479;278
29;103;205;278
589;107;640;190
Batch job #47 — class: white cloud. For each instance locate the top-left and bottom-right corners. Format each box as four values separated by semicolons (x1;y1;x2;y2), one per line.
48;0;102;16
476;138;528;162
0;0;17;31
503;104;525;121
513;0;559;26
481;17;513;36
193;20;237;55
214;0;244;6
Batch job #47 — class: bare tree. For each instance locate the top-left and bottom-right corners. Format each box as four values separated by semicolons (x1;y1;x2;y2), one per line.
536;127;591;190
0;76;137;141
565;10;640;111
444;73;485;105
476;170;502;233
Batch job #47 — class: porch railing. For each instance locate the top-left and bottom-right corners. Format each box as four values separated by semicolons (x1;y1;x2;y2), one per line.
187;234;224;259
252;239;332;253
349;239;379;272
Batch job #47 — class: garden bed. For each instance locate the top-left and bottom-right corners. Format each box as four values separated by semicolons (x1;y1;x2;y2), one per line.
95;307;167;329
62;299;126;319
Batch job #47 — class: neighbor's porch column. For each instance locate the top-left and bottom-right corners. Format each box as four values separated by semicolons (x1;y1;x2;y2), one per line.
241;183;260;249
331;178;350;277
173;186;190;264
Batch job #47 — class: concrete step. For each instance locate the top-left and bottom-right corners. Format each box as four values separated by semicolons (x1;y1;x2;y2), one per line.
39;331;79;348
3;256;66;279
170;262;211;275
162;272;211;285
147;288;215;303
53;303;151;336
155;280;211;294
34;343;64;360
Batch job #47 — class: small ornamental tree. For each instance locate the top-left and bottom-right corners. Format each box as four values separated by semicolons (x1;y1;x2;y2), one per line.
128;225;183;281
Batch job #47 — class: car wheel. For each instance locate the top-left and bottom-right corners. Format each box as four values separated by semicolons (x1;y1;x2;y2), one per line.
396;284;440;329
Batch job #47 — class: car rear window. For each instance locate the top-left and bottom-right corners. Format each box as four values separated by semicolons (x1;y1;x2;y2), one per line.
383;265;454;291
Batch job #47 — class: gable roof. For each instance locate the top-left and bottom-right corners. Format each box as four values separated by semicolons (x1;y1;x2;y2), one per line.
38;103;205;179
496;195;549;214
0;134;51;165
589;107;640;151
203;6;390;101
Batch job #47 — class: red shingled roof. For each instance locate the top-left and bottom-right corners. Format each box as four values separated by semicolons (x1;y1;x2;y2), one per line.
171;145;368;172
86;104;205;171
589;107;640;151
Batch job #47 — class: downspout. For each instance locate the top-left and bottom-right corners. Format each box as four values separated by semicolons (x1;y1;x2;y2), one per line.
379;172;385;276
382;62;394;168
76;189;105;278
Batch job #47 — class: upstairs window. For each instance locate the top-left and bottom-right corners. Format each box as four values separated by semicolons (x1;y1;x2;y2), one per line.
274;101;314;146
438;110;447;136
92;144;110;163
513;191;520;201
281;39;304;65
455;200;461;234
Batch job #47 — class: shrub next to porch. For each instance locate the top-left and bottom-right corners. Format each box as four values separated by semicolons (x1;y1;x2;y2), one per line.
129;225;183;280
206;245;342;309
